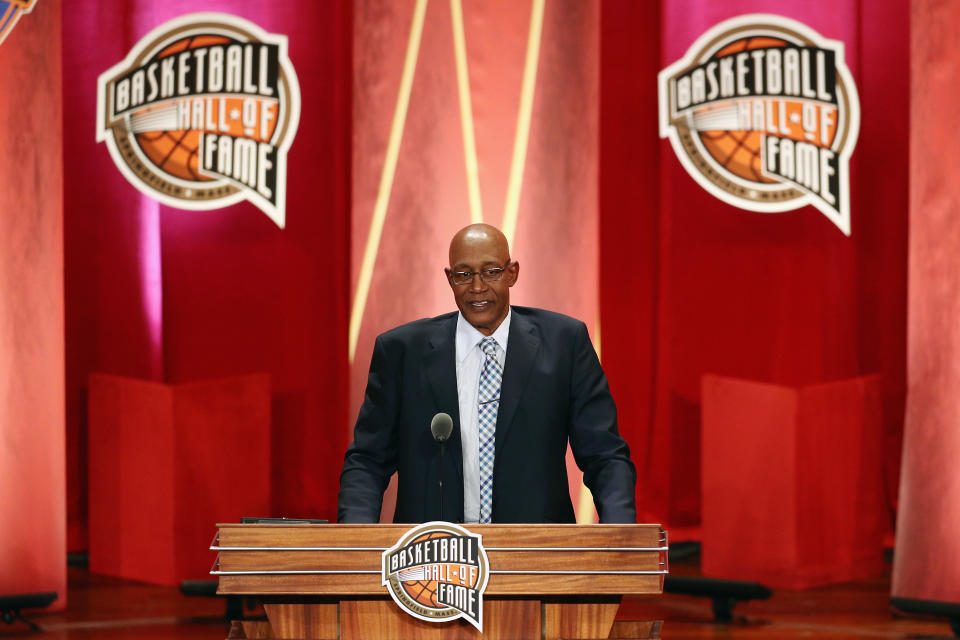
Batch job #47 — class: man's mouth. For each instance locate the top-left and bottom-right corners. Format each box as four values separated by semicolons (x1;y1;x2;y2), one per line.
468;300;493;309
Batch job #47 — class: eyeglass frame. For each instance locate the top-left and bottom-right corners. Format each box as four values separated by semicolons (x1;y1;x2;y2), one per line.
446;261;514;286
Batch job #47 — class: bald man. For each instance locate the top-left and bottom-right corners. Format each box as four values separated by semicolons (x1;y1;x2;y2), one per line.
338;224;636;524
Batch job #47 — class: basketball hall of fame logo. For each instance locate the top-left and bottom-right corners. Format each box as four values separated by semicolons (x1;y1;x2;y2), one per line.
96;13;300;228
0;0;37;47
382;522;490;631
658;15;860;235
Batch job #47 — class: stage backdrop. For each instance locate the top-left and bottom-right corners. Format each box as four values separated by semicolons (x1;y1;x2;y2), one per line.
0;0;66;607
599;0;908;532
57;0;913;566
891;0;960;607
350;0;601;522
63;0;351;552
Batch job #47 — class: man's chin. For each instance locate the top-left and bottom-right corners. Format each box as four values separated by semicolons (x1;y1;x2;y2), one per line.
461;306;503;333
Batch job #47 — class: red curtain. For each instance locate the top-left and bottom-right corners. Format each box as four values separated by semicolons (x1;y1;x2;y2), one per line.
891;0;960;605
600;0;908;532
0;0;66;606
63;1;352;550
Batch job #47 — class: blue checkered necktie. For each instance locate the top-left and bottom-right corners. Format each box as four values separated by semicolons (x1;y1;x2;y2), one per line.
477;337;502;524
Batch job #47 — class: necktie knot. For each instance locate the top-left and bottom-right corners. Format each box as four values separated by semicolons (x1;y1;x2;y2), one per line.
480;337;498;357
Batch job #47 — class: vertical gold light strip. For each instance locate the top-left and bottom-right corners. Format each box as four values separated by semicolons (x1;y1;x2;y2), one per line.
592;313;601;359
576;316;602;523
576;484;597;523
450;0;484;224
349;0;429;363
500;0;545;247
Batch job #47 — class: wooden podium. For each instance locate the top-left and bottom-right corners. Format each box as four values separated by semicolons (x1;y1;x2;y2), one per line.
213;523;666;640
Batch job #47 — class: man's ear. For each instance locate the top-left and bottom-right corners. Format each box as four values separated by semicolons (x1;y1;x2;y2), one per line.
506;260;519;286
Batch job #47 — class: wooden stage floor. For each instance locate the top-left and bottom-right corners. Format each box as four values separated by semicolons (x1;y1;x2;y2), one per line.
2;557;956;639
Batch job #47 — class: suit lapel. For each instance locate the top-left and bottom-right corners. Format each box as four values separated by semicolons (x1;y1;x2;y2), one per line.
424;315;463;482
495;311;540;461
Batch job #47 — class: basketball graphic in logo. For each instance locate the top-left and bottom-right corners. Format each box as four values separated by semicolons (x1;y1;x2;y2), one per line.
382;522;489;631
132;35;236;183
658;15;860;235
96;13;300;228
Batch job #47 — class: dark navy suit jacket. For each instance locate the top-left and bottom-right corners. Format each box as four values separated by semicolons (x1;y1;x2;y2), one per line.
337;306;637;524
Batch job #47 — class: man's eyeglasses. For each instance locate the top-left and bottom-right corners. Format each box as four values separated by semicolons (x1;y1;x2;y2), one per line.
448;262;512;286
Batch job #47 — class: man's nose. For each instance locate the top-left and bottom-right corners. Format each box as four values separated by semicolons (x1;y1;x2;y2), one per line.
468;273;487;292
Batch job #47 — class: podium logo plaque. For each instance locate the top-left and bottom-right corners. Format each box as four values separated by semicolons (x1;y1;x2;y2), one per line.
382;522;489;631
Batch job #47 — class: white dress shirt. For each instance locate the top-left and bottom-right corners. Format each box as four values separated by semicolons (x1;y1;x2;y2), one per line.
455;308;511;523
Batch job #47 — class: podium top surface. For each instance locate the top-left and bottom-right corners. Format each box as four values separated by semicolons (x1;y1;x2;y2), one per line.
212;523;667;597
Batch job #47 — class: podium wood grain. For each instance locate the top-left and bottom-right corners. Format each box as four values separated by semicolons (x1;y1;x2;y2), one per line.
544;601;621;639
340;599;539;640
263;603;337;639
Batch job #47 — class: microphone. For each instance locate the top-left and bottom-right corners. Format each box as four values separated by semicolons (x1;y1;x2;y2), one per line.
430;413;454;521
430;412;453;443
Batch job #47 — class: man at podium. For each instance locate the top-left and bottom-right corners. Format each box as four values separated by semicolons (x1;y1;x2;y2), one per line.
338;223;636;525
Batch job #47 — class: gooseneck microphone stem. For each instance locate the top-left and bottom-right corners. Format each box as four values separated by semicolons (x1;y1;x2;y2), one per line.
438;441;445;522
430;412;454;522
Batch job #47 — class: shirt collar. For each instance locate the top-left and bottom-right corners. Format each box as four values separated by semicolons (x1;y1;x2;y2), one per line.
456;308;511;363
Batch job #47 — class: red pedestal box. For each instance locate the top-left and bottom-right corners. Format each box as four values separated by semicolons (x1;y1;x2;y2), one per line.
701;374;886;589
88;373;271;586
